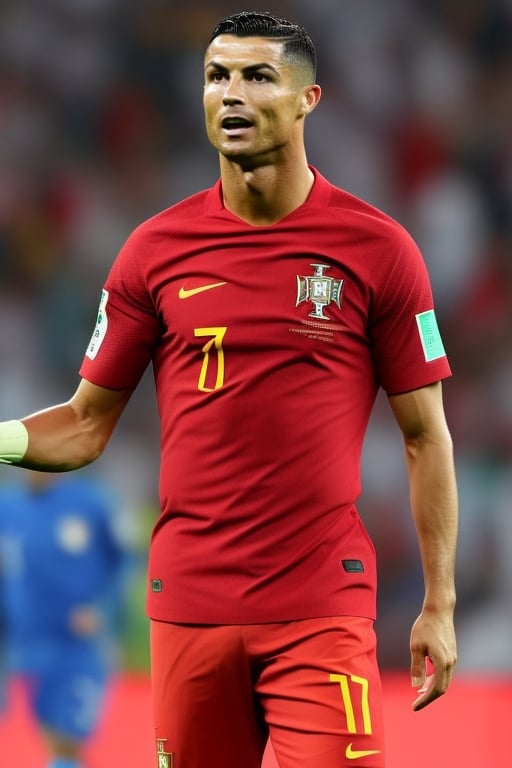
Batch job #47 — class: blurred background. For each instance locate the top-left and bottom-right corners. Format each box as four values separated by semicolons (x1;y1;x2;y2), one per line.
0;0;511;684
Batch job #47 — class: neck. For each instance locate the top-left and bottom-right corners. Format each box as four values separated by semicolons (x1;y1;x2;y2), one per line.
219;153;314;226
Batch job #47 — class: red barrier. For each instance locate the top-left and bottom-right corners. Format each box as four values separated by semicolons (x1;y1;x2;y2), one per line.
1;672;510;767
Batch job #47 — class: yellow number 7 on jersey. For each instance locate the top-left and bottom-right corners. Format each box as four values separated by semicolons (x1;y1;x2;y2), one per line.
194;327;227;392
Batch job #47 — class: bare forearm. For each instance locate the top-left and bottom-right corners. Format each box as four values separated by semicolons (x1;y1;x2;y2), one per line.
19;401;108;471
389;383;458;708
1;379;132;472
405;428;458;610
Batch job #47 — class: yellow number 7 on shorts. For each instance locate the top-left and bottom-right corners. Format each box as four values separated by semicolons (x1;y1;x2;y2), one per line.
329;673;372;735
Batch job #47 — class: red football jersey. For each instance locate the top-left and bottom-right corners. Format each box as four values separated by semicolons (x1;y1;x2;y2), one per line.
80;168;451;623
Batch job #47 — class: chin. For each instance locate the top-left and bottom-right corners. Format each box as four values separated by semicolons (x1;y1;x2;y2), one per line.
221;146;254;163
221;143;277;167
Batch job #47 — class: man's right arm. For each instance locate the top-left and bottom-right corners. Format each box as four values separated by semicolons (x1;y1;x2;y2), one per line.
0;378;133;472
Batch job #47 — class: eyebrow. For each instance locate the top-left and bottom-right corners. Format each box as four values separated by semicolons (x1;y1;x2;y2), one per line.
205;61;279;76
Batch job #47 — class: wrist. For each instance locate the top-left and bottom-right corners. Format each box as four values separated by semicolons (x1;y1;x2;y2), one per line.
0;420;29;464
422;594;456;614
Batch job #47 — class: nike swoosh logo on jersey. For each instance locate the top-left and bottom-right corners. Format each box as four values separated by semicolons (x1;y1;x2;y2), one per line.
345;743;381;760
178;282;226;299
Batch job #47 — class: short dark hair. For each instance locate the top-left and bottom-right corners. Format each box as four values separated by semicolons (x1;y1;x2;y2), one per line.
208;11;317;81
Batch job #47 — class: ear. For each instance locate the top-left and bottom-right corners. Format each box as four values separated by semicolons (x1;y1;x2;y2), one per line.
299;83;322;117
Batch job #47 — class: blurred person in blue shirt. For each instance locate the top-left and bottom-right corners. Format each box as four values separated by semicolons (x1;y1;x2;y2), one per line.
0;469;132;768
0;552;6;714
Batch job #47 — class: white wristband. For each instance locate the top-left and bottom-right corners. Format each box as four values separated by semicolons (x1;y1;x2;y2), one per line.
0;420;29;464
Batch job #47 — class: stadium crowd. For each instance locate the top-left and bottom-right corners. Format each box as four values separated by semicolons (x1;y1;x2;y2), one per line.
0;0;511;670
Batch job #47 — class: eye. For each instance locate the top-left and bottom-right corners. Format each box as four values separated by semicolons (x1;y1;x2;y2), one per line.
248;72;269;83
207;70;227;83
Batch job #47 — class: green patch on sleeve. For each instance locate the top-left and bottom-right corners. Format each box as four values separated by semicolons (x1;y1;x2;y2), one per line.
415;309;446;362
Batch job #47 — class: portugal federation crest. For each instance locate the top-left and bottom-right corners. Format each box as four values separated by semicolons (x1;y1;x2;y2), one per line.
156;739;174;768
296;263;344;320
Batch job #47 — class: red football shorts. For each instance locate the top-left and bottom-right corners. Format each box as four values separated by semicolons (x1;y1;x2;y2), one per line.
150;616;385;767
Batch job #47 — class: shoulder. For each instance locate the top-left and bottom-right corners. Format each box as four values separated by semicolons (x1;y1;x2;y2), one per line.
129;187;213;243
100;187;214;291
109;187;215;280
315;169;417;249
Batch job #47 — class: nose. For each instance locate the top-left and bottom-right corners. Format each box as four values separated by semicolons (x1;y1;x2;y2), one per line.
222;76;244;105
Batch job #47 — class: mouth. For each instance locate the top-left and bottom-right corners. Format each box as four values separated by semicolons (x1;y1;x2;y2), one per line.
221;116;253;135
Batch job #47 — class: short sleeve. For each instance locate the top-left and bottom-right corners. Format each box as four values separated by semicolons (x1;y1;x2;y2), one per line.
369;225;451;395
79;229;160;390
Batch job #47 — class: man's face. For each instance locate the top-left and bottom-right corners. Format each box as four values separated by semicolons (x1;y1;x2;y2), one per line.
203;34;310;165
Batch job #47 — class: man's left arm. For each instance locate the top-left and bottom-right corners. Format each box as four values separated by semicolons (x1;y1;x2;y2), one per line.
388;380;458;711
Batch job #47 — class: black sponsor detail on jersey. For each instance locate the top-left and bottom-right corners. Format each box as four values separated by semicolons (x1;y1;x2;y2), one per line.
342;559;364;573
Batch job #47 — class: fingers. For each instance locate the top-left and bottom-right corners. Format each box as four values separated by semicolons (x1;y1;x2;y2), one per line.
410;649;429;689
411;656;453;712
412;672;436;711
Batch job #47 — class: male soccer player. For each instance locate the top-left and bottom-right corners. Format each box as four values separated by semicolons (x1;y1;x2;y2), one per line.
0;11;457;767
0;471;129;768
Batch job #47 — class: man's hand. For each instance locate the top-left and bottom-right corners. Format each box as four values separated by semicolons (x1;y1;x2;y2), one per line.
410;608;457;711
